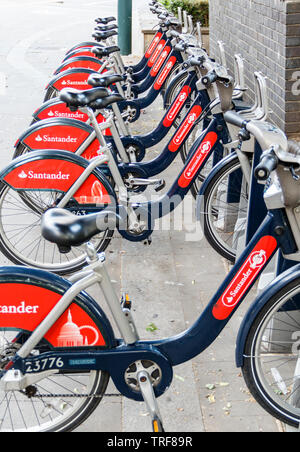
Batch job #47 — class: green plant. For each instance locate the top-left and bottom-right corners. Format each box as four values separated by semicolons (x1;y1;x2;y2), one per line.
160;0;209;27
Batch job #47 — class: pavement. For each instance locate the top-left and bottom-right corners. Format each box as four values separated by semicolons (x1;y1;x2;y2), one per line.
0;0;283;433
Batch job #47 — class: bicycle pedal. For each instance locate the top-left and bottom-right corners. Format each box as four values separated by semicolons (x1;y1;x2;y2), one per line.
138;370;165;433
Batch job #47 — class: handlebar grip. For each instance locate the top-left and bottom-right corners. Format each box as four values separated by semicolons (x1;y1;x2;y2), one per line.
223;111;248;128
201;71;218;87
182;57;204;69
254;151;278;181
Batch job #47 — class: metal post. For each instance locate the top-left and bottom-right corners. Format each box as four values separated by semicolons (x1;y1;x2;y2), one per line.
118;0;132;55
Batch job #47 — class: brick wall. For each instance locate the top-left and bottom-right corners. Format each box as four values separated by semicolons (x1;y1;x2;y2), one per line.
209;0;300;138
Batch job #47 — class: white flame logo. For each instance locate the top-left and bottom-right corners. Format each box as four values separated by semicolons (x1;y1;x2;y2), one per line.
18;170;28;179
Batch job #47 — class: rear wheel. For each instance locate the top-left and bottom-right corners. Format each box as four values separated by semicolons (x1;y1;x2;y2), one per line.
44;86;59;102
0;329;110;432
0;183;114;274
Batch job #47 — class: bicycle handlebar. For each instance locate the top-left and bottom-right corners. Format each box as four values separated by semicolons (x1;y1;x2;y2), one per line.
223;111;249;128
254;150;279;181
182;56;205;69
201;71;218;87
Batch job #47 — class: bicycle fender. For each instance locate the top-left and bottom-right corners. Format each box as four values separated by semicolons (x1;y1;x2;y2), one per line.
15;118;105;159
235;263;300;367
33;98;92;122
196;152;237;221
45;68;95;92
65;42;101;55
0;266;116;349
0;149;116;206
54;56;103;75
62;47;103;62
32;99;112;136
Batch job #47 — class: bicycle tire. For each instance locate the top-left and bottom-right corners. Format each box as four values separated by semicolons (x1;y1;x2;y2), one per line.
0;181;114;275
198;155;248;262
242;277;300;428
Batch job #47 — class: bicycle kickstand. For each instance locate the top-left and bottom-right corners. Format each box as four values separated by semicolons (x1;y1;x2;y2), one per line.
137;370;165;433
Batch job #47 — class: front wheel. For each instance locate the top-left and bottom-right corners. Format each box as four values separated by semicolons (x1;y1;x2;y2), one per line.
198;155;249;263
242;277;300;428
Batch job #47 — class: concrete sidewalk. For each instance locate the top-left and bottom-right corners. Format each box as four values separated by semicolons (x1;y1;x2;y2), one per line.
0;0;282;433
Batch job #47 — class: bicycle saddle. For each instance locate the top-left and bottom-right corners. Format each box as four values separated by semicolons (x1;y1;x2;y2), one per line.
95;16;116;25
60;87;109;111
41;209;118;248
95;24;118;32
92;45;120;58
88;73;124;88
92;31;118;41
88;94;125;111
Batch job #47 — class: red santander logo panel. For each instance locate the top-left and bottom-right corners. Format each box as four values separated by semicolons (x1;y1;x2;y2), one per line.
154;56;177;91
148;40;166;68
23;125;90;152
149;45;171;73
35;102;90;122
212;236;278;320
168;105;202;152
0;283;106;348
163;85;191;128
178;131;218;188
145;32;162;59
4;159;112;204
53;72;93;91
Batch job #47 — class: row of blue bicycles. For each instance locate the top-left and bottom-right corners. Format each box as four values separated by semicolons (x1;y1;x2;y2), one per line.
0;0;299;432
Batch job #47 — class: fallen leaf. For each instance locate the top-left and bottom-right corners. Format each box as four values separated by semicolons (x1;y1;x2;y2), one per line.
146;322;158;333
175;374;185;382
207;393;216;404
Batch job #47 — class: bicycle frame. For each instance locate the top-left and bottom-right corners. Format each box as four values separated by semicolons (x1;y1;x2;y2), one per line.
2;206;296;403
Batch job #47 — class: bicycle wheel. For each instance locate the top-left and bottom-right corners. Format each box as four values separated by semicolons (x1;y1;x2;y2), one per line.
199;155;248;262
0;329;109;432
44;86;59;102
0;183;114;275
242;277;300;428
13;142;31;159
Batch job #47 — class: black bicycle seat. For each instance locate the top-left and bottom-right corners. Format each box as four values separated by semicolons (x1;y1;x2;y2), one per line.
41;209;118;247
95;16;116;25
92;31;118;41
88;73;124;88
59;87;109;111
92;45;120;58
88;94;125;111
95;24;118;32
